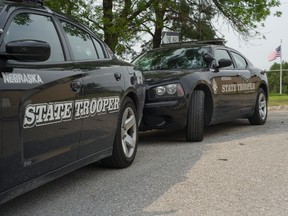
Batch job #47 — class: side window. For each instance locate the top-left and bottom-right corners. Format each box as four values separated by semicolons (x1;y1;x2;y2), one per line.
3;13;64;62
231;52;247;69
61;21;97;60
214;49;234;69
92;38;105;59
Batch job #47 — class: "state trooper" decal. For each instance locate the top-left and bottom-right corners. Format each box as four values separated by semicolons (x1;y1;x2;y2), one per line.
222;83;255;93
23;97;120;128
2;72;43;84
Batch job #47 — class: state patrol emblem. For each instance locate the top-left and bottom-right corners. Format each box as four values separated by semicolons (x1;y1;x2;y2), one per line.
212;78;218;94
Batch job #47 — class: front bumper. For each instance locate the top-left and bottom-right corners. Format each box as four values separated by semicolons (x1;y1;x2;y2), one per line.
140;97;188;130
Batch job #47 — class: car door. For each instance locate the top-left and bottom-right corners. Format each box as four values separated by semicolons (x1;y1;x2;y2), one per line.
59;20;124;159
0;11;82;192
230;51;257;113
210;49;245;120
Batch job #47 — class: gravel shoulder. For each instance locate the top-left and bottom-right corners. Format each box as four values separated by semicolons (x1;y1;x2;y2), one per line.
269;105;288;111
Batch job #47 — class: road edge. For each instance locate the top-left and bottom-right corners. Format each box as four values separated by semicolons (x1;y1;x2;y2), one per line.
268;105;288;111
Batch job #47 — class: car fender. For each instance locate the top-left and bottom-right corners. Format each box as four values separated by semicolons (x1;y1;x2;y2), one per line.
181;72;216;126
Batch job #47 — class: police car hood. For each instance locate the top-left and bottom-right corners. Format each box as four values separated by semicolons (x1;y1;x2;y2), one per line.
143;69;198;84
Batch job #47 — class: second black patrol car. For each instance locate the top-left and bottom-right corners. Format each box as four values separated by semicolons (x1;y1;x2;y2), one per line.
0;0;145;205
133;40;268;142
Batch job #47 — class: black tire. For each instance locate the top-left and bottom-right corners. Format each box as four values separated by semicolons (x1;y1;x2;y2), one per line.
248;88;268;125
186;90;205;142
102;97;138;168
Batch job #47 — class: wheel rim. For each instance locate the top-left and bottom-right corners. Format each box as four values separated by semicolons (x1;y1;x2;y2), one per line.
258;92;267;120
121;107;137;158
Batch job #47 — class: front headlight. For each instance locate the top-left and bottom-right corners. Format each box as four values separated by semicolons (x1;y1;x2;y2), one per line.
166;84;177;95
155;86;166;95
150;83;184;99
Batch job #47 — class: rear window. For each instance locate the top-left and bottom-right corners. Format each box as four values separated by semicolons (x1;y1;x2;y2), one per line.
133;47;209;71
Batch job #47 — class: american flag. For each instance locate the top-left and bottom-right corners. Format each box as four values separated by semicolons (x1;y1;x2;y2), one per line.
267;45;281;62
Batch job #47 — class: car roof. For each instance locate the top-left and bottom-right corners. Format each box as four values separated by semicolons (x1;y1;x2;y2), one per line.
162;39;225;47
148;39;230;51
0;0;45;9
0;0;77;19
0;0;97;36
0;0;52;20
146;39;247;57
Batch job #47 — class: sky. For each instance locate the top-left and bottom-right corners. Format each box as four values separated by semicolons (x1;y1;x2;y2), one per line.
221;1;288;70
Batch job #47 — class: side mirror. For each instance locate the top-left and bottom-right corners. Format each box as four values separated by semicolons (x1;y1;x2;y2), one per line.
217;58;232;68
203;53;214;64
1;40;50;62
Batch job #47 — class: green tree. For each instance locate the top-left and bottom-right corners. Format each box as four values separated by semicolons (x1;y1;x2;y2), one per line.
46;0;152;57
212;0;281;38
147;0;281;48
46;0;88;21
45;0;281;57
139;0;216;49
176;0;216;41
101;0;152;56
268;62;288;94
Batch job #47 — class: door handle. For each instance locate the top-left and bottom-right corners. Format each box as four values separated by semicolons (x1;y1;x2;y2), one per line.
114;72;121;81
70;81;82;93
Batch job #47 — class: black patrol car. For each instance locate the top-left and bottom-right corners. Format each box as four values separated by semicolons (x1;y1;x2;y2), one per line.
0;0;145;205
133;40;268;142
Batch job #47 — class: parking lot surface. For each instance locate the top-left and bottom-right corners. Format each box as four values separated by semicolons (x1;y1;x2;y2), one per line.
0;110;287;216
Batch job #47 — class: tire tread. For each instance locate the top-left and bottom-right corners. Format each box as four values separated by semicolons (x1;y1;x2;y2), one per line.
186;90;205;142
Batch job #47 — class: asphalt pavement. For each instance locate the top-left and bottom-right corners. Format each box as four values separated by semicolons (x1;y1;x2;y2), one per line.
0;109;287;216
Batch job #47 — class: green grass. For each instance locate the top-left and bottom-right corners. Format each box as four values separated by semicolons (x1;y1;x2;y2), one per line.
268;93;288;106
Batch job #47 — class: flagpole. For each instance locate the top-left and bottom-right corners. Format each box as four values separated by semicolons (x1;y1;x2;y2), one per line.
280;39;282;95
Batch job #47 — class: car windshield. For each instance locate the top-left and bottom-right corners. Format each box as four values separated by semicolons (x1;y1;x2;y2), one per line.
134;47;209;71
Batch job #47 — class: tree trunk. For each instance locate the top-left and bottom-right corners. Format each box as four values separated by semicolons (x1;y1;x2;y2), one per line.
103;0;118;52
152;1;165;48
153;27;163;48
